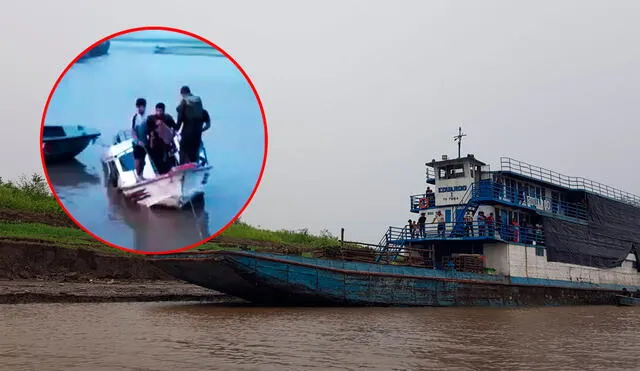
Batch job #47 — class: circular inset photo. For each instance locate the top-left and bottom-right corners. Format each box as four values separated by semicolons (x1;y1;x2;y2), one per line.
40;27;268;254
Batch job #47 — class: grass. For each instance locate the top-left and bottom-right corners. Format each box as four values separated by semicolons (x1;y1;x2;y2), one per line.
0;174;64;215
0;173;343;254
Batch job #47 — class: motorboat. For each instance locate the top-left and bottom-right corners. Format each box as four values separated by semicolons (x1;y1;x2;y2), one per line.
79;40;111;60
101;130;212;209
616;294;640;306
42;125;101;163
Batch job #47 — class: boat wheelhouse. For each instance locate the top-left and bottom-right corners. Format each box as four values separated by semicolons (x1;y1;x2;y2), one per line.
101;130;212;209
377;144;640;290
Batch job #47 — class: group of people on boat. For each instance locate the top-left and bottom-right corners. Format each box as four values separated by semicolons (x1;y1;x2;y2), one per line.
406;210;543;244
130;86;211;180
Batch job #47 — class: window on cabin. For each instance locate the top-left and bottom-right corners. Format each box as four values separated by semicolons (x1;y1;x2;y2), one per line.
535;247;544;256
118;151;136;172
449;164;465;179
438;164;466;179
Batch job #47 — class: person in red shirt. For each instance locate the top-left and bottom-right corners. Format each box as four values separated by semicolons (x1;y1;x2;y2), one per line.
511;218;520;242
486;212;495;237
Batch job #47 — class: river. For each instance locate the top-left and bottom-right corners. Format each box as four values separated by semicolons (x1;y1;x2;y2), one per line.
43;32;266;252
1;303;638;370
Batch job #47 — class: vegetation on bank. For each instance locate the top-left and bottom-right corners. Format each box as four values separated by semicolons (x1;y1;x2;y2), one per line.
0;174;342;254
0;174;63;215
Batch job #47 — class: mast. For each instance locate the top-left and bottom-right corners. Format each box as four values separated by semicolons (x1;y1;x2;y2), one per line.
453;126;466;159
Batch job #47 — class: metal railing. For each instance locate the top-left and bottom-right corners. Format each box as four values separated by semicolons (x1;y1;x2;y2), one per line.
500;157;640;208
409;180;587;222
473;180;588;221
389;221;545;245
425;166;436;183
409;193;437;211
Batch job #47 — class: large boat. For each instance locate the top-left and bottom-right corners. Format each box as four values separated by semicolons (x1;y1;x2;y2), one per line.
42;125;101;163
101;130;212;209
151;129;640;306
79;40;111;60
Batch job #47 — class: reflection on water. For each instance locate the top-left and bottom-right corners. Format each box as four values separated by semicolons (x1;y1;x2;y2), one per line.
46;159;101;188
105;187;210;252
1;303;639;371
44;33;265;251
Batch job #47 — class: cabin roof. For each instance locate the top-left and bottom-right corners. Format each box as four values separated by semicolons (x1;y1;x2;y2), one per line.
426;154;486;168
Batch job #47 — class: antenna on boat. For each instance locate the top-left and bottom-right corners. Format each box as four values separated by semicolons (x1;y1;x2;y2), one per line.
453;126;466;158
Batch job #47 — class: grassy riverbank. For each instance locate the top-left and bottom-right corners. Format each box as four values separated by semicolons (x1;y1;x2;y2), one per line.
0;174;342;254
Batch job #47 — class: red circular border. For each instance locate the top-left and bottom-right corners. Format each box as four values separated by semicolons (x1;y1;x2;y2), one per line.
39;26;269;256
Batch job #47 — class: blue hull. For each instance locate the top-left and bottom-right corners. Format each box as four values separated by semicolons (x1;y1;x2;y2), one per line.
79;40;110;60
617;295;640;306
152;251;638;307
42;125;101;163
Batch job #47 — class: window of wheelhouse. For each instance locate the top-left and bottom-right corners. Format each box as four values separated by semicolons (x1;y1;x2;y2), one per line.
438;164;466;179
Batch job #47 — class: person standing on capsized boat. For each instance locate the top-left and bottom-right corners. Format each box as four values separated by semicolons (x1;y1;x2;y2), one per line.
176;86;211;165
146;102;178;175
131;98;148;181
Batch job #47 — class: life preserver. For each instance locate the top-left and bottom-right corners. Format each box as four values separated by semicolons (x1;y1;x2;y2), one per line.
419;197;429;209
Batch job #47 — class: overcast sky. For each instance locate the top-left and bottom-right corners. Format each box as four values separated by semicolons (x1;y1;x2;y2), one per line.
1;0;639;243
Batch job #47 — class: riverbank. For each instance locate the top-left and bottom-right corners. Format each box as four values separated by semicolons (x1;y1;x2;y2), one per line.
0;280;241;305
0;175;346;304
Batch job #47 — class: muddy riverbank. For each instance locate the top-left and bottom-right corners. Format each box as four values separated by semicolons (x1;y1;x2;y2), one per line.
0;236;239;304
0;280;240;304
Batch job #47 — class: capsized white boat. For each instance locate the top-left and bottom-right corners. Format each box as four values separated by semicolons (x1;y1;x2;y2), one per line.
101;130;212;208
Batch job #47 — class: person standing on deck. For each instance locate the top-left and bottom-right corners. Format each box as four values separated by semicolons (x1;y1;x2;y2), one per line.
477;211;486;237
464;211;474;237
418;213;427;238
146;102;178;175
486;212;496;237
408;219;415;238
425;187;435;206
131;98;148;181
175;86;211;165
433;211;446;238
511;218;520;242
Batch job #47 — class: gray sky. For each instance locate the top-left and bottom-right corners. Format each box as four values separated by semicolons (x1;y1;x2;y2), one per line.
1;0;639;243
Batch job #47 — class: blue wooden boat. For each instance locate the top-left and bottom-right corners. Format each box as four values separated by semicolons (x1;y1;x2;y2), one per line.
149;251;259;301
152;128;640;307
42;125;101;163
79;40;110;60
151;250;632;307
617;295;640;306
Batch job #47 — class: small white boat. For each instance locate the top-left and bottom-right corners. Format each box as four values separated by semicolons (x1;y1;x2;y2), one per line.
101;130;212;209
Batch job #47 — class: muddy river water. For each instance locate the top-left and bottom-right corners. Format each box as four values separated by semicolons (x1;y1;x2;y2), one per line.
1;303;639;370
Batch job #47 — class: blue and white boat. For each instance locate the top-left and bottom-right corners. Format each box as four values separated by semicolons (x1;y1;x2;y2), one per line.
151;129;640;306
101;130;212;209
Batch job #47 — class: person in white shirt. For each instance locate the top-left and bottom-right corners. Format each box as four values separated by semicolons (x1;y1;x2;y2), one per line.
131;98;148;180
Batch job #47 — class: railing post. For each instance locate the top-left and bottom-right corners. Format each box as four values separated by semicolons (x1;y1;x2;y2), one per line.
340;228;344;247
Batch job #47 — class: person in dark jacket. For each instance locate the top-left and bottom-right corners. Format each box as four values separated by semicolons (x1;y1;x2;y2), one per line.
176;86;211;165
146;102;178;174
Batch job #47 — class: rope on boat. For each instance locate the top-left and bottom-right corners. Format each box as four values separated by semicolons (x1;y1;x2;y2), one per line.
189;199;204;240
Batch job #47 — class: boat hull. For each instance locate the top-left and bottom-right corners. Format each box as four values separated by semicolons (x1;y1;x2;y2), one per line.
149;252;263;301
80;40;110;60
616;295;640;306
42;126;101;163
203;251;636;307
121;165;211;208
